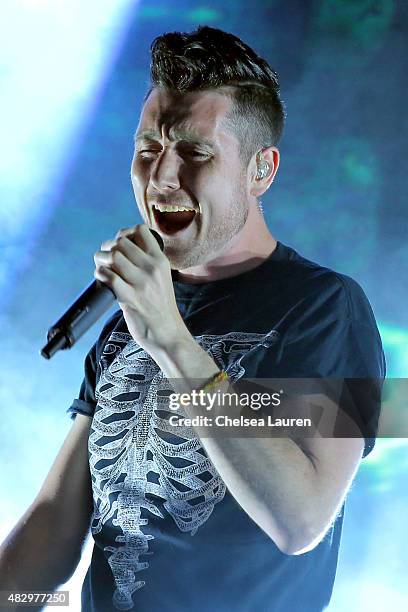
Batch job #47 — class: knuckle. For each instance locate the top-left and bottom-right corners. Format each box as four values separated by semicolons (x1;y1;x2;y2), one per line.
131;225;143;239
111;250;121;265
115;227;129;239
110;241;122;254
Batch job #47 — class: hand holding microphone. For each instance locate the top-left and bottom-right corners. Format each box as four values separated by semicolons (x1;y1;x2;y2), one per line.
92;224;184;353
41;226;166;359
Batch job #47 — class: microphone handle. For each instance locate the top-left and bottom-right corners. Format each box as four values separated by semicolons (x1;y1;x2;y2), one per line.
40;229;164;359
41;282;116;359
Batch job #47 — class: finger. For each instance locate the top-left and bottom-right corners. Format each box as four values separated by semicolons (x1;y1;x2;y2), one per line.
100;226;139;251
115;226;136;240
110;236;153;269
101;225;160;256
93;266;139;305
138;224;164;256
100;237;118;252
94;249;147;286
114;236;153;269
124;224;163;257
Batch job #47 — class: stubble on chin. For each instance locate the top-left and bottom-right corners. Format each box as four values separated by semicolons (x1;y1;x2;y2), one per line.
164;240;206;270
166;198;249;271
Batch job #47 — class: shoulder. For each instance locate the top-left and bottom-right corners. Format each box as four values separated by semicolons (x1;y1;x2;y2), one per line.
277;243;375;321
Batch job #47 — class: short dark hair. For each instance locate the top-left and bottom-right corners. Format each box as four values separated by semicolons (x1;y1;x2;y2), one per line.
148;26;285;165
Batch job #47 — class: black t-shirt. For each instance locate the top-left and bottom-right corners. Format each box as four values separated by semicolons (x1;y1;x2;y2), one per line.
68;241;385;612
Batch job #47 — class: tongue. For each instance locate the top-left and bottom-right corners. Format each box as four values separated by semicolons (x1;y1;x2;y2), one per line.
157;210;195;234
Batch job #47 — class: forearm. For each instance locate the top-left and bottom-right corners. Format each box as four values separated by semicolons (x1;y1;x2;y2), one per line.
0;416;93;605
198;435;318;552
0;502;84;600
154;332;321;554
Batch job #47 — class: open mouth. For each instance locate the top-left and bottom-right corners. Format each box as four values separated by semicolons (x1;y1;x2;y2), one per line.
152;205;197;235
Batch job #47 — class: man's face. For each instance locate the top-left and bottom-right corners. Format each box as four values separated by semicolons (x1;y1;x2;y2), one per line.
131;87;251;269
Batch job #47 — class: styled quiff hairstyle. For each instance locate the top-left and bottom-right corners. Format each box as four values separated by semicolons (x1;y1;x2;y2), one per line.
148;26;285;165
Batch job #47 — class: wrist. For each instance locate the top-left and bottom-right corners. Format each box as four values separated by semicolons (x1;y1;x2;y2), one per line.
153;327;220;384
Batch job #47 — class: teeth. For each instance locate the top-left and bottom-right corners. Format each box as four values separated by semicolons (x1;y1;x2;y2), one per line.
153;204;197;213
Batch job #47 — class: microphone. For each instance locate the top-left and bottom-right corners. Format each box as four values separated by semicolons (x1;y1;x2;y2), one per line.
40;229;164;360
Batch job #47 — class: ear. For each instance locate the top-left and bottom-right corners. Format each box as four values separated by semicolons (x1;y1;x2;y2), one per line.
249;146;280;197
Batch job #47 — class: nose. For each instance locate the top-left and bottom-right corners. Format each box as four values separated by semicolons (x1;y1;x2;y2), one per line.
150;149;181;192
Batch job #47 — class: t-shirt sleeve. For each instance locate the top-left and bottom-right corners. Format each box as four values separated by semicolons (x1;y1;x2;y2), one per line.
67;343;98;420
66;310;123;420
256;273;385;458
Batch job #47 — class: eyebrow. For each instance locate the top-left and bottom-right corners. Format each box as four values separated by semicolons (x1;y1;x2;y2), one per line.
134;130;160;143
134;129;214;148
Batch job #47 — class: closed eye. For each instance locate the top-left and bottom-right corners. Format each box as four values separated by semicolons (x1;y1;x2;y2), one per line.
138;149;160;159
136;146;212;162
181;149;212;161
188;151;210;158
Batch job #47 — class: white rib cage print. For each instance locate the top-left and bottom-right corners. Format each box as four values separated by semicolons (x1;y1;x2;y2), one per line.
89;329;279;610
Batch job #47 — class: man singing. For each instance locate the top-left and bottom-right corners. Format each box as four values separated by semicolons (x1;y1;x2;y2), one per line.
0;26;385;611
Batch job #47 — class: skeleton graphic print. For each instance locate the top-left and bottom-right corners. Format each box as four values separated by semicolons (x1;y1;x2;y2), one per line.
89;329;280;610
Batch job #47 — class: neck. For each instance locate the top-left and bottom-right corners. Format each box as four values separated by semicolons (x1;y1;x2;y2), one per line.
177;206;277;284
